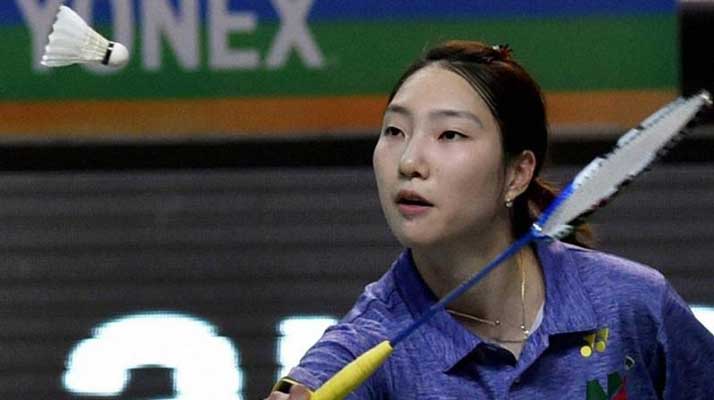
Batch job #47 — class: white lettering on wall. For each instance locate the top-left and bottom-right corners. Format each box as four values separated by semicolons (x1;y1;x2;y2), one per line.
21;0;325;73
63;312;243;400
142;0;200;71
62;312;338;397
208;0;259;69
16;0;65;71
692;305;714;335
275;316;338;380
266;0;323;69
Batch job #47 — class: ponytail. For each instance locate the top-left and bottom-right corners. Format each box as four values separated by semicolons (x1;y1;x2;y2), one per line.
513;177;594;248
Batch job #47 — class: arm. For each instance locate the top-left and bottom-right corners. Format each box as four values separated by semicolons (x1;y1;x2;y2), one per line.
658;282;714;399
267;324;389;400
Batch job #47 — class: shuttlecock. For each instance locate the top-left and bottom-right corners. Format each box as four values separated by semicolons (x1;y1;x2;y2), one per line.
41;5;129;68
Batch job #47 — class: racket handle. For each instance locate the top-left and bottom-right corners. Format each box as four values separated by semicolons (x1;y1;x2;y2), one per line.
310;340;393;400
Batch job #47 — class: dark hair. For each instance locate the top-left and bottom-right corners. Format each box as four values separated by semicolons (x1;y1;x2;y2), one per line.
387;40;592;247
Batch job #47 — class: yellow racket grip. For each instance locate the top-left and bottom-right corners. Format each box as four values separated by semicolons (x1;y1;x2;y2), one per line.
310;340;393;400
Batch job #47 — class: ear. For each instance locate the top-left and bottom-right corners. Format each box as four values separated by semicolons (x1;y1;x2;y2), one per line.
504;150;537;202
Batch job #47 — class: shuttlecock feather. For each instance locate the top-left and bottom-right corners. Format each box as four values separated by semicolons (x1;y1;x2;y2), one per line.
41;5;129;68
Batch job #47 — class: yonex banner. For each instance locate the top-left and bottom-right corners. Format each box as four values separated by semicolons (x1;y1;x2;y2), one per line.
0;0;678;138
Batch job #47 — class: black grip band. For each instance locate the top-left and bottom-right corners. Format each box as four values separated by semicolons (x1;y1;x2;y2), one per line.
102;42;115;65
271;377;300;394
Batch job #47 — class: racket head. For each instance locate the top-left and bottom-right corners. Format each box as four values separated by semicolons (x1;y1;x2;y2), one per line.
537;91;711;238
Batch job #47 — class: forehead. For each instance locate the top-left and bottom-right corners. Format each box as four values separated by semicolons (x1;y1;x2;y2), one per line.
388;65;493;120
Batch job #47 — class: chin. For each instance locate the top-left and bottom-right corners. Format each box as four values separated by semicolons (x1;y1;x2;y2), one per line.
386;212;451;248
393;230;444;250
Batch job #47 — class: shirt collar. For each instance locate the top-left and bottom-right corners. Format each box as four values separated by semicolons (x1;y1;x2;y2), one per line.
392;239;600;372
536;239;600;335
392;249;483;370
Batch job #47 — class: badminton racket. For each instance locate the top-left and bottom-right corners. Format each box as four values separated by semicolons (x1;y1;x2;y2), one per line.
299;90;712;400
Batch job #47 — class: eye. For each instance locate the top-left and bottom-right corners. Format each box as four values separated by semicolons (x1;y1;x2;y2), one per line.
439;130;466;140
383;126;403;137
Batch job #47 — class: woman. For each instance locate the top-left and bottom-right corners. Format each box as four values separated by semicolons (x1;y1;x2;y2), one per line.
267;40;714;399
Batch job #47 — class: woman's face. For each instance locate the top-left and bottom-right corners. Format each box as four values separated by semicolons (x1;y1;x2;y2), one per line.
373;65;512;249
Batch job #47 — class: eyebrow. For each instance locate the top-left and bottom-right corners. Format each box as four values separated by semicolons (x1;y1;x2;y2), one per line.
384;104;484;128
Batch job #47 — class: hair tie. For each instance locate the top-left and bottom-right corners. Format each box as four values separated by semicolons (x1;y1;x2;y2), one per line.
492;44;513;61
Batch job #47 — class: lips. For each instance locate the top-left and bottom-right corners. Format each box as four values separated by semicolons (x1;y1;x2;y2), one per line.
395;190;433;207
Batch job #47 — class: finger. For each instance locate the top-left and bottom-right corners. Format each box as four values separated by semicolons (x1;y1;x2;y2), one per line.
264;391;289;400
289;383;312;400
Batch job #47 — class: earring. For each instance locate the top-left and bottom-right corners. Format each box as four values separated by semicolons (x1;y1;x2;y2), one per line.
505;198;513;208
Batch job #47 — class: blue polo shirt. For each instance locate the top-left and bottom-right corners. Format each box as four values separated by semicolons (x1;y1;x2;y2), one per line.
287;240;714;399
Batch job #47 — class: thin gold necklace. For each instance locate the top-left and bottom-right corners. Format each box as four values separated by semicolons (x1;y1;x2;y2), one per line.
446;254;529;343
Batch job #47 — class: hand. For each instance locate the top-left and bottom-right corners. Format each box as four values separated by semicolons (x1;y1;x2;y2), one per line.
265;383;311;400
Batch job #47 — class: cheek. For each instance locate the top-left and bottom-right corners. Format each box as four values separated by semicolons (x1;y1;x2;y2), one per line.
372;145;386;185
372;144;394;205
373;138;401;176
439;153;505;207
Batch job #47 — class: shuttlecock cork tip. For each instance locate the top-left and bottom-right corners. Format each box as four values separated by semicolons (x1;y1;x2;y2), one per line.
104;41;129;68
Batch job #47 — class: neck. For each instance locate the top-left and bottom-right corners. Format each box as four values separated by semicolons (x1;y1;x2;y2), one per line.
411;233;544;333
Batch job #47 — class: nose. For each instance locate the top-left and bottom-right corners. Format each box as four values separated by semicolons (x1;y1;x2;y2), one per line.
398;135;429;180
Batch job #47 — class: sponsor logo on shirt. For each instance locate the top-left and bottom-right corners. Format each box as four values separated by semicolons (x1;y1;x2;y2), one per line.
581;327;634;400
586;372;627;400
581;327;609;358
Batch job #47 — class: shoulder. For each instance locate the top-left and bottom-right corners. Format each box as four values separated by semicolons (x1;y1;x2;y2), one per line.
335;264;409;345
551;243;714;395
301;260;408;353
556;241;668;297
541;240;672;330
286;265;406;394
